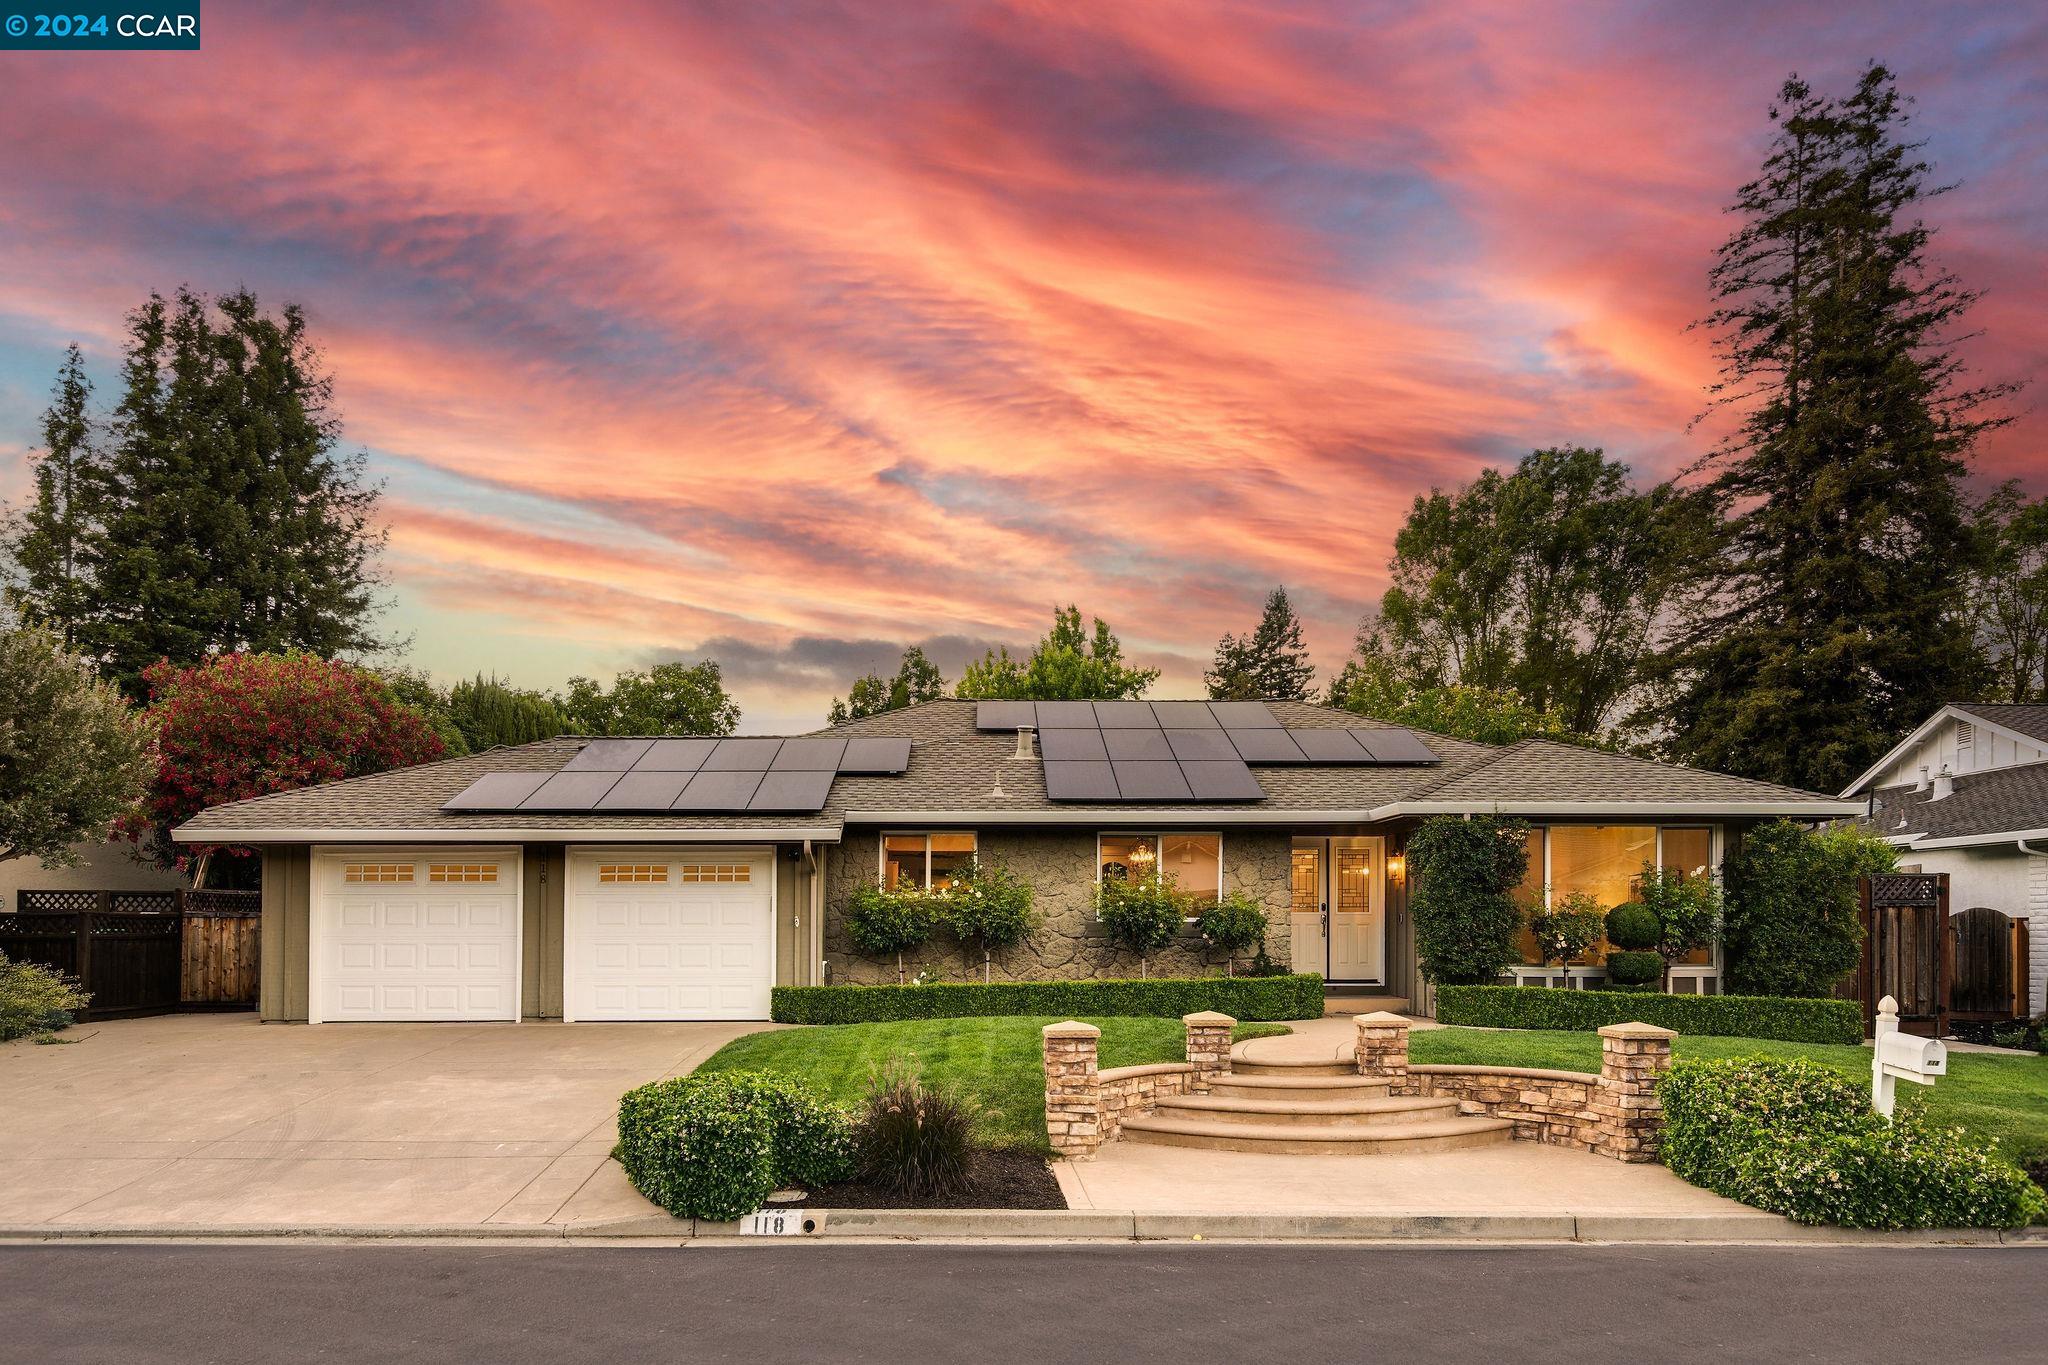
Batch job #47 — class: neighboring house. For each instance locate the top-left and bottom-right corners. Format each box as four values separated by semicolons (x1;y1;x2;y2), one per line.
1842;702;2048;1015
172;697;1861;1024
1;839;187;910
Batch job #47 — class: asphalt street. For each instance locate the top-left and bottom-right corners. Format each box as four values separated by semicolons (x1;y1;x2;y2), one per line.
1;1242;2040;1364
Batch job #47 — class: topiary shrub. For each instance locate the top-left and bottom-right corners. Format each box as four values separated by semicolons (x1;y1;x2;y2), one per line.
1659;1058;2046;1230
1603;902;1661;952
1526;891;1606;971
1604;950;1664;986
843;880;938;984
1197;892;1269;977
1407;815;1531;985
1721;820;1890;997
1633;863;1721;965
1094;874;1190;978
0;953;90;1042
856;1061;977;1199
617;1071;856;1221
941;860;1038;983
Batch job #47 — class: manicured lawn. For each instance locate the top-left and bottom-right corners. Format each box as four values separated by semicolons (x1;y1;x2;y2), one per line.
697;1016;1290;1153
1410;1026;2048;1169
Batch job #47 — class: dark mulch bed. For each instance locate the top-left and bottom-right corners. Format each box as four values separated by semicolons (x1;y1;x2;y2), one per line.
2027;1160;2047;1197
793;1150;1065;1210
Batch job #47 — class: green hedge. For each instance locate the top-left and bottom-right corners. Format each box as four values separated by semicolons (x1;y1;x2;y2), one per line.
1660;1058;2045;1230
617;1071;856;1222
1435;984;1862;1044
771;974;1325;1025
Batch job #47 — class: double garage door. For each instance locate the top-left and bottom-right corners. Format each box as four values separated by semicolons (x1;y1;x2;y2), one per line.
312;849;774;1023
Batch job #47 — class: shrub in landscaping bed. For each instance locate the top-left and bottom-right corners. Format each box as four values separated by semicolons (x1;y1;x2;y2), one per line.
1604;950;1664;987
617;1071;855;1221
1659;1058;2046;1230
0;953;88;1042
1434;983;1862;1044
772;973;1324;1024
856;1063;976;1199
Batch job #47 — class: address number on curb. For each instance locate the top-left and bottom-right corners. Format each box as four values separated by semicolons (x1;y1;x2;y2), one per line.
741;1208;807;1236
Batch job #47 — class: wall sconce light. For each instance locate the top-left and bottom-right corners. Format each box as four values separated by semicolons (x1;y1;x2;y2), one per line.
1387;854;1406;881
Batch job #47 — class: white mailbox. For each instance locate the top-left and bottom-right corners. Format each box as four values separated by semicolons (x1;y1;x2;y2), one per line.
1870;995;1948;1118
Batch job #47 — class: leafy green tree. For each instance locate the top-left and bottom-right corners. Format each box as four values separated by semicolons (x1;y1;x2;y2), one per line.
828;645;947;724
1721;820;1893;997
447;673;568;749
1328;617;1588;746
1526;891;1606;970
1651;68;2015;792
0;624;153;867
3;346;102;647
956;605;1159;701
942;859;1038;982
370;666;471;757
1407;815;1531;985
1373;447;1699;738
1093;872;1189;978
562;660;740;735
1206;586;1317;701
1972;483;2048;703
1633;863;1723;970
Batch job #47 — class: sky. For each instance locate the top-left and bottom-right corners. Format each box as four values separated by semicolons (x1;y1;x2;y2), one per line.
1;1;2044;733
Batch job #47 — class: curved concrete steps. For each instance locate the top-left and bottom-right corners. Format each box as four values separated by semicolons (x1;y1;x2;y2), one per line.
1118;1112;1515;1155
1230;1058;1360;1078
1205;1074;1392;1101
1152;1093;1464;1129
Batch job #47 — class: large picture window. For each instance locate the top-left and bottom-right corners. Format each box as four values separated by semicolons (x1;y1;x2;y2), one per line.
1097;832;1222;901
882;832;976;890
1515;825;1720;966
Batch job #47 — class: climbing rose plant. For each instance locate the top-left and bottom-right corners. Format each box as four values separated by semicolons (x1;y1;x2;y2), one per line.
130;652;445;878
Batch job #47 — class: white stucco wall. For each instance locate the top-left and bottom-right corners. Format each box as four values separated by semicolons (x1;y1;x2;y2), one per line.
0;840;186;911
1901;843;2047;1015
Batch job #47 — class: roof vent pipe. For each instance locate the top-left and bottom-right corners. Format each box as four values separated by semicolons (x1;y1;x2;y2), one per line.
1931;766;1954;801
1914;765;1930;794
1013;726;1036;761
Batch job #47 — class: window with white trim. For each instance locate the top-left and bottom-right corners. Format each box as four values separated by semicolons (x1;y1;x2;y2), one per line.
881;833;976;890
1097;833;1222;901
1513;825;1720;966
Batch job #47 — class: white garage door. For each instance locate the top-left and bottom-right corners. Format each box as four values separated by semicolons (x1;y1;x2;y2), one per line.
567;853;774;1021
315;853;519;1023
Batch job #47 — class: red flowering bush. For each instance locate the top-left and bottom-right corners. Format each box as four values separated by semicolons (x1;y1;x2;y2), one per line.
132;652;445;876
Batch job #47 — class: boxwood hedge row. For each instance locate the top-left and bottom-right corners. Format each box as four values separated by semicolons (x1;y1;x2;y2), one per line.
770;974;1325;1025
1435;984;1862;1044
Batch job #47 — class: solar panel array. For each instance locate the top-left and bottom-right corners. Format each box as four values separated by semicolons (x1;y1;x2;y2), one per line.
442;735;911;815
973;700;1439;804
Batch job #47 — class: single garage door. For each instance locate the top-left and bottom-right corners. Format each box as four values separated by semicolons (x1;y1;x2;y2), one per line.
566;852;774;1021
314;852;519;1023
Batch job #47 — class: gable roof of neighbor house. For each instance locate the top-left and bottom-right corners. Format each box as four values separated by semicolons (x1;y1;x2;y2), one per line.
173;697;1863;845
1863;762;2048;849
1842;702;2048;797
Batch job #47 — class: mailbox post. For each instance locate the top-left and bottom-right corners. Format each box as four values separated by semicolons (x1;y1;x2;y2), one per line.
1871;994;1947;1119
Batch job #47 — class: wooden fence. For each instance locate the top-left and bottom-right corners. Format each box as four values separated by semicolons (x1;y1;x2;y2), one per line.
1;889;260;1020
1845;874;2031;1037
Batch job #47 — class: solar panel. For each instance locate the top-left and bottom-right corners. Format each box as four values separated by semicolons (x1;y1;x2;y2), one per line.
519;770;626;810
1224;727;1308;764
1181;759;1265;801
632;738;719;771
1091;700;1158;728
1103;728;1172;760
701;738;784;771
673;769;765;810
1111;760;1194;801
562;739;654;771
747;769;835;812
838;737;912;773
1149;700;1221;729
1034;700;1099;728
1207;700;1280;728
442;772;551;811
594;770;695;811
974;700;1038;731
772;737;847;771
1353;728;1440;764
1038;727;1110;761
1042;760;1118;801
1165;729;1237;762
1288;728;1374;763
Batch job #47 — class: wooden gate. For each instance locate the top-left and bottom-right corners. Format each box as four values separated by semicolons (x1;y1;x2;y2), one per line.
1849;874;1950;1037
2;889;260;1019
1949;905;2031;1023
179;890;261;1008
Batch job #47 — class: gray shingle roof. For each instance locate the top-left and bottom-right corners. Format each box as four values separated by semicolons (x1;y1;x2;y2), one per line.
1954;703;2048;747
175;697;1855;842
1864;762;2048;842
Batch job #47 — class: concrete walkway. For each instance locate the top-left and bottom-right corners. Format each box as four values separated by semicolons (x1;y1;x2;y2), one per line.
0;1013;773;1230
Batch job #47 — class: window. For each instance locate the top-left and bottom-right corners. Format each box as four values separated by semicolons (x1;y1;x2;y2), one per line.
882;833;976;890
598;864;668;884
344;863;413;884
1097;833;1222;901
1515;825;1721;967
1659;828;1714;966
428;863;497;883
678;864;750;883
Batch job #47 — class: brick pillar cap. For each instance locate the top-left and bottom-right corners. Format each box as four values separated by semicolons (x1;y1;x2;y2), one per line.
1356;1011;1412;1027
1043;1020;1102;1038
1597;1021;1677;1040
1182;1010;1236;1025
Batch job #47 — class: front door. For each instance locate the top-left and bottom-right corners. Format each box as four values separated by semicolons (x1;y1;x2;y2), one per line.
1290;836;1386;983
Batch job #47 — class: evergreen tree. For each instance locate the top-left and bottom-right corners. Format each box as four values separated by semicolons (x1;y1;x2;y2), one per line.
1972;484;2048;703
447;672;570;749
955;605;1158;701
828;645;947;724
53;290;388;697
1206;586;1316;701
3;346;102;645
1651;68;2015;791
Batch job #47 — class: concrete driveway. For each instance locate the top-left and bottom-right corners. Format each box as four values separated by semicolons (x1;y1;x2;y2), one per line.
0;1013;777;1230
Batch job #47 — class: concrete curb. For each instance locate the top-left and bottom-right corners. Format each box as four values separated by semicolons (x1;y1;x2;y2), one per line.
3;1210;2042;1247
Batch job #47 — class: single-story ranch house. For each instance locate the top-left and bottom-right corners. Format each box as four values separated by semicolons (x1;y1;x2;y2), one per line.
173;698;1865;1023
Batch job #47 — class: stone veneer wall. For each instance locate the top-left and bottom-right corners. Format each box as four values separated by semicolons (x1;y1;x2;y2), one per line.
1043;1012;1236;1156
824;828;1293;984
